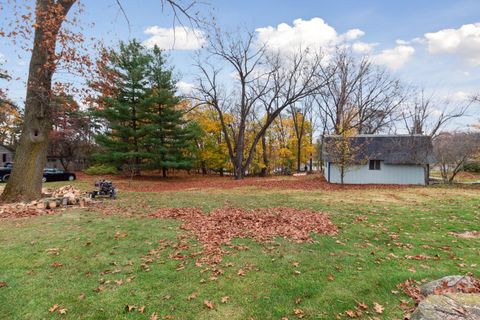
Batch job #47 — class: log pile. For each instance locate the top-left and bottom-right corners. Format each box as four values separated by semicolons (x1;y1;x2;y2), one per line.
0;185;92;219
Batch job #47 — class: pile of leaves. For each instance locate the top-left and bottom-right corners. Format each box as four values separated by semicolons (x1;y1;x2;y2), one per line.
148;207;338;263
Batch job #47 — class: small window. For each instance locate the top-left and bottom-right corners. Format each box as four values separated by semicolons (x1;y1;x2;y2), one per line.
2;154;6;163
369;160;381;170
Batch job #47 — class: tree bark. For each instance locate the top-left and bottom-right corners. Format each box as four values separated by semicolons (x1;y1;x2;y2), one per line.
260;134;269;177
1;0;76;203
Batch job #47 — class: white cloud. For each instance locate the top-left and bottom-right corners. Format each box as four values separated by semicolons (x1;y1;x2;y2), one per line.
351;42;377;54
449;90;471;102
255;18;370;54
423;23;480;65
143;26;206;50
372;45;415;71
176;81;195;94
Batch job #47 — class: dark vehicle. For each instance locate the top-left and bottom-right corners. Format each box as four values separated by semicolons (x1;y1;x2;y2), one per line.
91;180;116;199
42;168;76;182
0;167;10;182
0;168;76;183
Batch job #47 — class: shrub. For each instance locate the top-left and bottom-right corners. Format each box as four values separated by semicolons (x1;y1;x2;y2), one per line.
84;164;119;175
463;161;480;173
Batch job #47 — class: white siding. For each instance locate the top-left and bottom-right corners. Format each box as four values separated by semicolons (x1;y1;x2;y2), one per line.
0;146;13;166
325;161;426;185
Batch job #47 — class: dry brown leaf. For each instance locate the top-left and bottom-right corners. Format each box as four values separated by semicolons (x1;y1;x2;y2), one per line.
373;302;384;314
187;292;198;301
125;305;136;312
293;308;304;318
203;300;214;309
221;296;229;304
49;304;59;313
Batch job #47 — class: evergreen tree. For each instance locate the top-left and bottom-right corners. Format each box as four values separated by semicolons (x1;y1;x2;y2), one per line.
143;46;198;177
92;40;151;176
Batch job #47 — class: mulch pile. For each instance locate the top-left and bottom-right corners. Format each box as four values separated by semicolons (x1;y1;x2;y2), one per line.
148;207;338;264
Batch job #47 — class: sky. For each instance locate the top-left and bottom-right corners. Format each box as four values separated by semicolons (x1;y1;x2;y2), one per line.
0;0;479;127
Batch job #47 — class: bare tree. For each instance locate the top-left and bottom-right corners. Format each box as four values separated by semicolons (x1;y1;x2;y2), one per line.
290;97;314;172
401;90;470;137
195;29;328;179
318;50;404;135
434;131;480;183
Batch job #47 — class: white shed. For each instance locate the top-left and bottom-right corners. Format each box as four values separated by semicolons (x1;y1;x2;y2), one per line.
322;134;434;185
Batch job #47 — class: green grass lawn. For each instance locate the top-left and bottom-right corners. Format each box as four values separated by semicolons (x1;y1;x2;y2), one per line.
0;179;479;319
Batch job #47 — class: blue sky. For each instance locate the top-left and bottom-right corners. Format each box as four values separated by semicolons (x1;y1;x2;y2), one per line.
1;0;479;126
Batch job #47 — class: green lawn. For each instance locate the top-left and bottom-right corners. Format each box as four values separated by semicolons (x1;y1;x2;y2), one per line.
0;179;479;319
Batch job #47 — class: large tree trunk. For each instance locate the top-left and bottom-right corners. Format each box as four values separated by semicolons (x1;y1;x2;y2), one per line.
234;127;245;180
260;134;269;177
1;0;76;203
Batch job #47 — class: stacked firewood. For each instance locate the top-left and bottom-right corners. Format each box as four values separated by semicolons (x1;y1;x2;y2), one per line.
0;185;92;218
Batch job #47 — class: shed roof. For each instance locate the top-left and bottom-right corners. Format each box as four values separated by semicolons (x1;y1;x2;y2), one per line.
322;134;434;165
0;144;14;153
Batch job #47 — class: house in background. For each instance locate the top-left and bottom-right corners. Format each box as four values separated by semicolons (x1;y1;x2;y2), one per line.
322;134;434;185
0;144;14;167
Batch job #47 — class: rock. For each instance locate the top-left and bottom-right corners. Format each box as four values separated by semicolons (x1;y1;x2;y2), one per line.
411;293;480;320
420;276;477;297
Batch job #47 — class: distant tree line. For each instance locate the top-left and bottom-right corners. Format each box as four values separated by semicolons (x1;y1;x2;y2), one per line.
0;37;478;183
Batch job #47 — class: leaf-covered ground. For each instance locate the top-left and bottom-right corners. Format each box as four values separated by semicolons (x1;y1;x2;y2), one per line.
0;175;479;319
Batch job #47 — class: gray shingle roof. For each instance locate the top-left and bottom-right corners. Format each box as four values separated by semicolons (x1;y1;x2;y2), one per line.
322;134;434;165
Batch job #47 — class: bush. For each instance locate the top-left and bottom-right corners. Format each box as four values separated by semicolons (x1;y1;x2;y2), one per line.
84;164;119;175
463;161;480;173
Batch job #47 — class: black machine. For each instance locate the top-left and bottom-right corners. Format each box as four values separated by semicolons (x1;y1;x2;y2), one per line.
91;180;117;199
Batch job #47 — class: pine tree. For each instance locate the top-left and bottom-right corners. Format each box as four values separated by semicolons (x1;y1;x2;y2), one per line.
92;41;151;176
142;46;198;177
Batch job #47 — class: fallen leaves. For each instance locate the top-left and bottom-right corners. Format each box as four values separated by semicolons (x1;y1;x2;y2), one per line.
149;207;337;264
187;292;198;301
49;304;67;315
0;282;7;288
373;302;384;314
221;296;229;304
203;300;215;309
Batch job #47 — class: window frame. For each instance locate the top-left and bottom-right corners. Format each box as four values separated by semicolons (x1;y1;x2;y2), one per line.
369;160;381;170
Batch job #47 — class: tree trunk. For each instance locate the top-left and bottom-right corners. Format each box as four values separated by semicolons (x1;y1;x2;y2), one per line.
260;134;269;177
296;140;302;172
340;165;345;185
234;127;245;180
1;0;75;203
162;167;167;178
